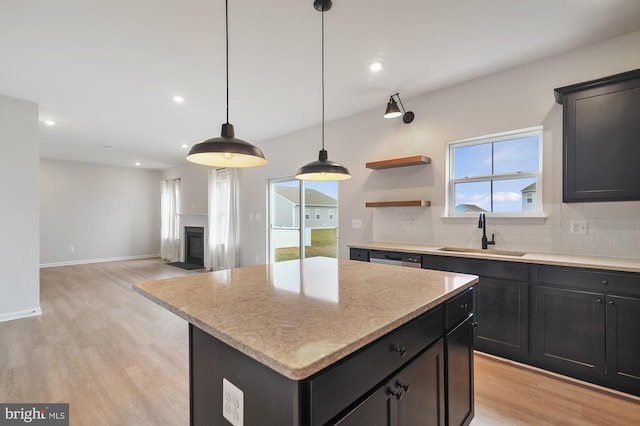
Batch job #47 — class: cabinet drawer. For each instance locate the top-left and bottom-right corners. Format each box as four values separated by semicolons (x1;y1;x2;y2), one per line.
536;266;640;296
446;287;474;331
308;305;443;425
349;248;369;262
422;255;528;282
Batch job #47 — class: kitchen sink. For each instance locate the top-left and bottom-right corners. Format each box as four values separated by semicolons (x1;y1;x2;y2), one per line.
436;247;527;257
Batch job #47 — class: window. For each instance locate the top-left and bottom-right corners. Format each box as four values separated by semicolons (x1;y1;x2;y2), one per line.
268;179;339;262
446;126;542;216
328;209;335;220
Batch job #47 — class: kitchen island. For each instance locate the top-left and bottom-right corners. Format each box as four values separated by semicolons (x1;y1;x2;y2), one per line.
133;257;478;425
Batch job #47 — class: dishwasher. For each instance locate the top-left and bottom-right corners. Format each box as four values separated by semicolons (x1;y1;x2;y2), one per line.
369;251;422;268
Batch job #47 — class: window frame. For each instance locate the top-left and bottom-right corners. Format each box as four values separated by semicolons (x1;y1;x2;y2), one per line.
445;126;543;217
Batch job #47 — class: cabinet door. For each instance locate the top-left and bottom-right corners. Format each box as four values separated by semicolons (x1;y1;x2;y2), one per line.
334;340;445;426
605;295;640;394
533;286;605;377
446;320;474;426
475;278;528;358
396;340;445;426
334;385;393;426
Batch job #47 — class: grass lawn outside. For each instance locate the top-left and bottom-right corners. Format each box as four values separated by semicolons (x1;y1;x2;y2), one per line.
275;228;337;262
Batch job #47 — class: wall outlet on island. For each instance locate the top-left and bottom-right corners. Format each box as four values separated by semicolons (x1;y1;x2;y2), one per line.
223;378;243;426
570;220;588;235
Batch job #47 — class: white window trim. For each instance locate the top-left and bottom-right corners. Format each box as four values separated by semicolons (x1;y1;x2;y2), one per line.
445;126;544;218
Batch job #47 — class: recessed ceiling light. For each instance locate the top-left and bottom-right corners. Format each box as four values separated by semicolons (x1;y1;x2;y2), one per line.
369;61;383;73
135;162;141;166
43;119;56;126
173;95;184;103
181;144;189;149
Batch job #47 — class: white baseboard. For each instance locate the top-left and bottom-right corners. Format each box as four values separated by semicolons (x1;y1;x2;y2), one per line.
40;253;160;268
0;307;42;323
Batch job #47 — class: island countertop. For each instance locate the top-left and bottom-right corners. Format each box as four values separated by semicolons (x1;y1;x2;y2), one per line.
133;257;477;380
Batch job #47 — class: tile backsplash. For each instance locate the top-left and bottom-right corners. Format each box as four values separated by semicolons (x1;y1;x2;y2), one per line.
372;202;640;260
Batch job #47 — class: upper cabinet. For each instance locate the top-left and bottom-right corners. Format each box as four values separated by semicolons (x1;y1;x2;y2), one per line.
555;68;640;203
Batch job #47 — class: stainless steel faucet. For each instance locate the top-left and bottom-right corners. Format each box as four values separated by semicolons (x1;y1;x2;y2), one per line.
478;212;495;249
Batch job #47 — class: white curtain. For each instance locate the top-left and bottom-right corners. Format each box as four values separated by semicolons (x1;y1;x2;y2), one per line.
206;168;240;271
160;178;181;262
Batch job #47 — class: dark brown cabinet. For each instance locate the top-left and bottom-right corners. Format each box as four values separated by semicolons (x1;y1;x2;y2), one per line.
337;340;446;426
445;317;474;426
532;265;640;396
605;295;640;391
555;68;640;202
533;286;605;378
421;255;529;361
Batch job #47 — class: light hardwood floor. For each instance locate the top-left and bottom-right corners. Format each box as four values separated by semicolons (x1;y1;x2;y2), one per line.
1;258;638;425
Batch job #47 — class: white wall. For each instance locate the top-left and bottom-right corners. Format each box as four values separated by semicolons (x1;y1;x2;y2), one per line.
238;31;640;266
40;159;162;266
0;95;40;322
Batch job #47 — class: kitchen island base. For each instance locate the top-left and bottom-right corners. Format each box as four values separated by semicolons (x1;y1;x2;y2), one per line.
190;290;474;426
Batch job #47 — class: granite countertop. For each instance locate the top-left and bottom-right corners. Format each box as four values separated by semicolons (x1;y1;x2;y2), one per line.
349;241;640;273
133;257;477;380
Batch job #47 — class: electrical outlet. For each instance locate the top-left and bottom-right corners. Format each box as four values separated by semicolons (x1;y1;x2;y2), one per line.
223;378;243;426
570;220;588;235
68;246;74;253
352;219;362;229
404;219;415;229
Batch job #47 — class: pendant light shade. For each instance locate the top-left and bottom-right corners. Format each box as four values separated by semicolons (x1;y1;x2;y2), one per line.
295;149;351;181
384;97;402;118
186;0;267;168
186;123;266;167
296;0;350;181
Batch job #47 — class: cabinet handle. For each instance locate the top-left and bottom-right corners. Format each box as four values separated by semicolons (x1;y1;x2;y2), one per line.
460;302;469;312
392;345;407;357
601;279;608;286
608;300;615;306
596;298;603;304
388;389;403;400
468;319;478;327
396;381;410;392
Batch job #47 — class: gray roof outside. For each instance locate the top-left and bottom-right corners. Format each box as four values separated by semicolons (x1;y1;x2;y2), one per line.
274;186;337;207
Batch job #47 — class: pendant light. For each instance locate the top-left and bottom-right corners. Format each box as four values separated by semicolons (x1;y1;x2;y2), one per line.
295;0;351;181
186;0;267;168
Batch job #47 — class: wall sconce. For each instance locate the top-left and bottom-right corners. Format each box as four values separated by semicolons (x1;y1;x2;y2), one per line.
384;92;414;124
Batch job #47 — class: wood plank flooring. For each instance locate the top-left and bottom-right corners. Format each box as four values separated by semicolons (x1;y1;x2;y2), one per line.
1;258;638;425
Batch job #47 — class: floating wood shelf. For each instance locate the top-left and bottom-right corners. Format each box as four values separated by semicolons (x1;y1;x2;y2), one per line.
365;200;431;208
366;155;431;170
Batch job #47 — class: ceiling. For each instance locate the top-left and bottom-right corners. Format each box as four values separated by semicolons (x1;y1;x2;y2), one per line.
2;0;640;170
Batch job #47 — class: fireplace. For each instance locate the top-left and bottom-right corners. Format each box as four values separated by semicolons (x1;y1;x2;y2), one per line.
184;226;204;267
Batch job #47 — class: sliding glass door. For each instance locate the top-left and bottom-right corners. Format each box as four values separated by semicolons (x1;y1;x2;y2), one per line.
268;178;338;263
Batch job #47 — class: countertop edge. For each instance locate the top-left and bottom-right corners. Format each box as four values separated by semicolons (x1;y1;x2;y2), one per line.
133;275;478;381
349;242;640;273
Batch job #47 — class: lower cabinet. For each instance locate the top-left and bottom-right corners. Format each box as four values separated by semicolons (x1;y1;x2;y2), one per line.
533;286;605;377
421;255;529;360
605;295;640;391
533;265;640;396
446;319;474;426
336;340;446;426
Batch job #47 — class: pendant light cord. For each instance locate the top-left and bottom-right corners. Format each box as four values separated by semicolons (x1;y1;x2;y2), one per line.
321;8;325;151
225;0;230;124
